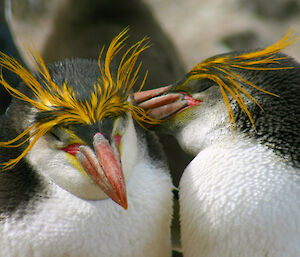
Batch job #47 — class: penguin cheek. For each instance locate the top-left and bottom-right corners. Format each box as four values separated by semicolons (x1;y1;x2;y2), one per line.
54;154;112;201
170;103;201;126
64;152;87;177
118;116;139;183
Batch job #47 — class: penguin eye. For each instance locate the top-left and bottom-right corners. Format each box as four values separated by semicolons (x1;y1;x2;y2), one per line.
50;131;62;142
49;127;74;144
171;79;212;95
185;79;212;94
49;128;64;142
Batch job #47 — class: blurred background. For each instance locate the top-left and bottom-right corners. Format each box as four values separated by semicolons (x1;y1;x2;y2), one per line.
145;0;300;66
2;0;300;114
4;0;300;72
1;0;300;256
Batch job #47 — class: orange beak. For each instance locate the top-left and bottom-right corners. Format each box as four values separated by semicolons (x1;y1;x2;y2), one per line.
63;133;127;209
133;86;201;120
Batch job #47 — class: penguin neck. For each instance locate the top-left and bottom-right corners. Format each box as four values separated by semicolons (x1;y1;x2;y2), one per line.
175;110;231;156
0;159;45;221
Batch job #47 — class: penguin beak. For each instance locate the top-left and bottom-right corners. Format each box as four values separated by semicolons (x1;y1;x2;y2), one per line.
62;133;127;209
133;86;201;120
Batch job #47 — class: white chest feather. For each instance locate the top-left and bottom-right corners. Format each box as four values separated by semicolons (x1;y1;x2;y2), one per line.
179;137;300;257
0;159;173;257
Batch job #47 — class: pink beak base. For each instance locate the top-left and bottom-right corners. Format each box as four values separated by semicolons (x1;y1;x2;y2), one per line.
63;133;127;209
133;86;201;120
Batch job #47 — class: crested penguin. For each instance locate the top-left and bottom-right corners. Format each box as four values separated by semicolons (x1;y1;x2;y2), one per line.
0;29;173;257
134;32;300;257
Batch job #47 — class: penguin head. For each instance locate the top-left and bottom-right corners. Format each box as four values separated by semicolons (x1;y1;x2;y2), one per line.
23;105;138;206
134;32;298;154
135;75;232;154
0;29;159;209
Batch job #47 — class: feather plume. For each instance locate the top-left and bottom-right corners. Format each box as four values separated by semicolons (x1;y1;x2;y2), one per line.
179;31;297;129
0;28;160;170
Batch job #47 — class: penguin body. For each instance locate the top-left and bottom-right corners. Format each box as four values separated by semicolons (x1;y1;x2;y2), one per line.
180;135;300;257
178;54;300;256
0;32;173;257
134;37;300;257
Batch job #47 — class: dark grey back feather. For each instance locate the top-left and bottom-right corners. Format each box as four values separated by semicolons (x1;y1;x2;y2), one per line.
233;53;300;168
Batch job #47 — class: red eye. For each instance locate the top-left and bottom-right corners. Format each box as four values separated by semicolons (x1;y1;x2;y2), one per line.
114;135;122;146
62;144;81;156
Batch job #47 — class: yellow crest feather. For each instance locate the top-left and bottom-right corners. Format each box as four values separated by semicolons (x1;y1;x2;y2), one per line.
184;31;297;130
0;28;160;170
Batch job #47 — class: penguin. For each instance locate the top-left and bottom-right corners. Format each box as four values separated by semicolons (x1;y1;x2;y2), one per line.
134;32;300;257
0;29;173;257
4;0;190;199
